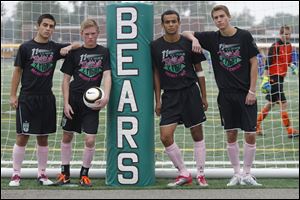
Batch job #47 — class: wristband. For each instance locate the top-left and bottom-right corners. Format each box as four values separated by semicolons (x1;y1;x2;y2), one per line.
196;71;205;77
248;90;255;95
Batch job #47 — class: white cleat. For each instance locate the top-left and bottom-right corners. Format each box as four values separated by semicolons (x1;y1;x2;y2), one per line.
240;174;262;186
227;174;241;186
9;174;21;187
37;174;54;186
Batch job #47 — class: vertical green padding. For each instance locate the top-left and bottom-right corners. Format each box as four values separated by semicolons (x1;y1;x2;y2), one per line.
106;3;155;186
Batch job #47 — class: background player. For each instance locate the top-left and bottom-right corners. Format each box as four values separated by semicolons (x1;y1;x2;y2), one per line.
257;25;299;138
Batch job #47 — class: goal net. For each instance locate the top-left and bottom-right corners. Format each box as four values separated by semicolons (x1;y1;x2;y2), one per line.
1;1;299;178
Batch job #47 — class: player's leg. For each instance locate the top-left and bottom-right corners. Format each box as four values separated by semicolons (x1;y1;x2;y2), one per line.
9;134;30;187
36;135;53;185
190;125;208;186
226;129;242;186
79;110;99;187
55;131;74;185
256;102;273;135
279;101;299;138
161;124;192;187
240;132;262;186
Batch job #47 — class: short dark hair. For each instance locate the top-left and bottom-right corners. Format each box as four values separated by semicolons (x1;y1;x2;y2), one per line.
37;14;56;26
161;10;180;23
211;5;231;19
280;25;291;34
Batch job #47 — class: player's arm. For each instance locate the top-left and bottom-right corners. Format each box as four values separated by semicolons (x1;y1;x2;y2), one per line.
60;42;81;56
62;74;73;119
97;70;112;110
194;63;208;111
182;31;202;53
10;66;22;109
246;56;258;105
153;65;161;116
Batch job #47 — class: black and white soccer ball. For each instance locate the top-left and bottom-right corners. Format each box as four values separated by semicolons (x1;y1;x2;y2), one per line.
83;87;104;108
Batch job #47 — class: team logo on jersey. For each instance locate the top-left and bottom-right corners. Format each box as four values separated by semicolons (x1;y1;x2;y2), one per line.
78;54;103;81
162;49;186;77
22;121;29;132
218;43;242;71
30;48;54;76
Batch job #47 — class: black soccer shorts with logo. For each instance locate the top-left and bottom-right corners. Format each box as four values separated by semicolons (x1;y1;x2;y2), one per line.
160;83;206;128
61;91;100;134
16;93;56;135
217;90;257;132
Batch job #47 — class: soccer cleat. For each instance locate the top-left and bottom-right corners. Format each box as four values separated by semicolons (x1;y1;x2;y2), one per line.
240;174;262;186
227;174;241;186
287;128;299;138
54;173;70;185
9;174;21;187
79;176;92;187
37;174;54;186
167;174;192;187
196;175;208;187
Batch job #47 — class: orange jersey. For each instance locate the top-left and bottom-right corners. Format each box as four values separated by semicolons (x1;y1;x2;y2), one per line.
267;40;292;77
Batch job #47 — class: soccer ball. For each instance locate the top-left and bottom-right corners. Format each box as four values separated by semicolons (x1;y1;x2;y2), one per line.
83;87;104;108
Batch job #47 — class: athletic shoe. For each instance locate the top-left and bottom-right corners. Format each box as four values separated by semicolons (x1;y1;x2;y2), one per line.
79;176;92;187
240;174;262;186
287;128;299;138
196;175;208;187
54;173;70;185
37;174;54;186
167;174;192;187
9;174;21;187
227;174;240;186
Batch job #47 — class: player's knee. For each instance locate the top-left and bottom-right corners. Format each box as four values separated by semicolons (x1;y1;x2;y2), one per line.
160;135;173;147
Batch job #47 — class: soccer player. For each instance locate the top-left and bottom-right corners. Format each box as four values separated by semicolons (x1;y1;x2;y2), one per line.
54;19;111;187
151;10;208;187
182;5;262;186
9;14;80;187
257;25;299;138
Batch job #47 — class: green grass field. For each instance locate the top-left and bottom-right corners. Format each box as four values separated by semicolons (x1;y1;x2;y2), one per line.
1;58;299;171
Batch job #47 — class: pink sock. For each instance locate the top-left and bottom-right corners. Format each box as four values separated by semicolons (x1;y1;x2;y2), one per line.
165;143;189;177
194;140;206;177
82;146;95;168
12;144;26;176
37;145;48;177
61;141;72;165
243;142;256;176
227;142;240;175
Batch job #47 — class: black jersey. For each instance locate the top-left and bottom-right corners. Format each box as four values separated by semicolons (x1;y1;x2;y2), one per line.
14;39;69;94
194;28;259;93
151;36;206;90
60;45;110;94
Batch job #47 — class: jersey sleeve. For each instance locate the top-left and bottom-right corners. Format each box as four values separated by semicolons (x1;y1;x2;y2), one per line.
60;52;75;76
14;44;26;68
102;48;111;71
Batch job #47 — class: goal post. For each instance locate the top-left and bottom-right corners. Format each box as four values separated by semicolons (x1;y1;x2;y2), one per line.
1;1;299;180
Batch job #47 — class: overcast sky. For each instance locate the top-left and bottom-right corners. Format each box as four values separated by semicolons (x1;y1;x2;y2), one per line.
2;1;299;24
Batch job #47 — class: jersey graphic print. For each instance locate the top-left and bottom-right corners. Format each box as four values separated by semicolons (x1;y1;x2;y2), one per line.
78;54;103;81
162;49;186;78
218;43;241;72
31;48;54;76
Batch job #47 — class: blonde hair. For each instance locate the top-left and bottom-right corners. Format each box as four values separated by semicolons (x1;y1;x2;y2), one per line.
211;5;231;19
80;19;99;32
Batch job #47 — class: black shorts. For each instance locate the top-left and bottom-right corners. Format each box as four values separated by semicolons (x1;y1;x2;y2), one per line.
160;83;206;128
217;91;257;132
61;92;100;134
16;93;56;135
266;75;286;103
